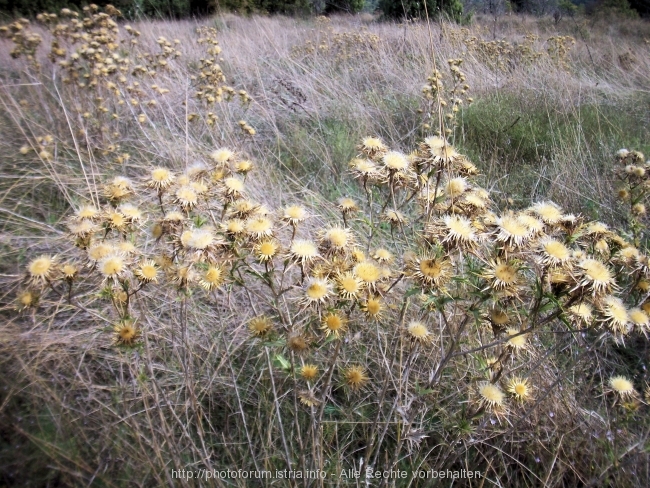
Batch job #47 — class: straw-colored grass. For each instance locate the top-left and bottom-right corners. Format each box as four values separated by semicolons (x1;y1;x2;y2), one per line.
1;9;649;487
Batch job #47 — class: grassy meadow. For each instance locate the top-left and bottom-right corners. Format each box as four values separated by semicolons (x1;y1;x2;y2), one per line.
1;7;650;487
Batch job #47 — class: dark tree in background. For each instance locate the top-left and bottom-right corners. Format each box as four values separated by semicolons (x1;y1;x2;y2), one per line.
1;0;647;21
379;0;464;21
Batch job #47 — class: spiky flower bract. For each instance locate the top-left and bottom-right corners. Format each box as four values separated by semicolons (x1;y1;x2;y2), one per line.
506;377;532;402
505;328;529;353
408;254;452;289
114;320;141;346
300;364;319;381
249;315;273;337
609;376;636;400
135;260;159;283
576;259;616;296
482;259;521;296
336;272;364;300
343;365;369;390
361;297;384;321
477;382;505;409
28;255;56;282
353;261;382;289
200;265;225;291
289;240;319;266
149;167;174;190
301;277;331;307
283;205;308;226
321;311;347;338
99;254;127;281
530;201;563;224
600;296;630;335
245;216;274;241
407;321;431;343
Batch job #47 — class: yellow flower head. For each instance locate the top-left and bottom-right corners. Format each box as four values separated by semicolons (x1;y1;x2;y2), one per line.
600;295;630;335
408;254;452;289
99;254;127;280
249;315;273;337
289;239;319;265
539;238;571;267
175;186;198;212
383;151;409;171
361;297;384;320
505;328;529;352
337;197;358;214
441;215;477;248
568;303;593;325
118;204;143;222
222;218;246;237
28;255;56;282
149;167;175;190
488;308;510;328
245;217;274;240
507;377;532;402
16;290;37;310
321;227;353;253
530;201;563;224
478;382;505;409
114;320;141;346
343;365;369;390
255;239;280;263
609;376;636;399
76;205;99;220
336;272;364;300
407;321;431;343
350;158;379;178
517;214;545;236
181;228;215;250
222;177;245;200
628;308;649;333
577;259;615;296
235;160;253;174
444;177;467;198
483;259;520;295
283;205;308;225
360;137;386;155
494;214;531;247
300;364;319;381
302;277;331;306
353;261;381;287
135;260;159;283
200;265;225;291
383;209;408;226
210;148;234;165
321;311;348;338
61;263;78;280
298;390;319;407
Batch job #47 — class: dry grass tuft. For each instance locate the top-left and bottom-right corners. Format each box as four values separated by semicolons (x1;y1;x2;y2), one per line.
1;8;650;487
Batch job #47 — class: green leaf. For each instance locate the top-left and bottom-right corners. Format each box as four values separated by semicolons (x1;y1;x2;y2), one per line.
273;354;291;372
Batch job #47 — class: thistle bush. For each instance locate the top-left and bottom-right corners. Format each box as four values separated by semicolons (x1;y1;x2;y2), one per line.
2;6;650;486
